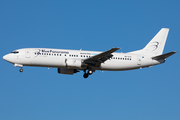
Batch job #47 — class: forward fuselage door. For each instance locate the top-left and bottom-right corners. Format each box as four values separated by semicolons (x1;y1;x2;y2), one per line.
25;49;31;58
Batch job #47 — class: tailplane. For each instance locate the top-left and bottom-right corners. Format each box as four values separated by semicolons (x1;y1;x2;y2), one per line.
152;51;177;60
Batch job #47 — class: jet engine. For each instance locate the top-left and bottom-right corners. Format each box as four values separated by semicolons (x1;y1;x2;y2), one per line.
57;68;79;75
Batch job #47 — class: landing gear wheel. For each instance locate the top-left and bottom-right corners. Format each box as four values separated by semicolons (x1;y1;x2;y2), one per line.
88;70;93;75
83;73;89;78
19;68;23;72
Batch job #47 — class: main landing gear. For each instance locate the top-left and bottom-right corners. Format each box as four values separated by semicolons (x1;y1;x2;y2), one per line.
83;69;93;78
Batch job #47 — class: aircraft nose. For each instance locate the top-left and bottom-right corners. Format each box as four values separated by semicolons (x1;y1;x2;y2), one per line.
3;54;7;60
3;54;11;62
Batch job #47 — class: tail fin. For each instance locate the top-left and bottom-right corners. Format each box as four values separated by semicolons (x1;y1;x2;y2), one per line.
142;28;169;55
130;28;169;56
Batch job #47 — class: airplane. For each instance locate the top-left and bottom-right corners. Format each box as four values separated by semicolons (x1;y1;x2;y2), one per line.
3;28;177;78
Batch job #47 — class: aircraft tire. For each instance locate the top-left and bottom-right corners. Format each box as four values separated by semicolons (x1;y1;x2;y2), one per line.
83;73;89;78
19;68;23;72
88;70;93;75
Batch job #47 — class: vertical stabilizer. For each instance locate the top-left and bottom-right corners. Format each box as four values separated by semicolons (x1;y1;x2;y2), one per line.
142;28;169;55
129;28;169;56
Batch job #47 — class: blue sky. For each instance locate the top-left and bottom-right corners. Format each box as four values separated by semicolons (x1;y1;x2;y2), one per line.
0;0;179;120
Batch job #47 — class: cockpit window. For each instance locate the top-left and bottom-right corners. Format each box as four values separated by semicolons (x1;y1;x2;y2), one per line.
11;51;19;54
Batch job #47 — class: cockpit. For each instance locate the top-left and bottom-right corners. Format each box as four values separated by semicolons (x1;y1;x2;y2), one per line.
11;51;19;54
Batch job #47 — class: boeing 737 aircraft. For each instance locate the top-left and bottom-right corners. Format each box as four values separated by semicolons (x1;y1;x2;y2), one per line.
3;28;177;78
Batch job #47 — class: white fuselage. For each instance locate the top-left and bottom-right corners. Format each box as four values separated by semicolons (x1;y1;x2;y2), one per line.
3;48;162;71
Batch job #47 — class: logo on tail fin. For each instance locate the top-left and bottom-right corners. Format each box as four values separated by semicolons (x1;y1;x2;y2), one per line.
148;41;159;51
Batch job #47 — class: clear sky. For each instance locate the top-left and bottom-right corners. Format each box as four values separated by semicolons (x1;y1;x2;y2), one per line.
0;0;180;120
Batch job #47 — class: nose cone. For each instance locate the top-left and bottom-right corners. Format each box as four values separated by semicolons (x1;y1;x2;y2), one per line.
3;54;12;62
3;54;8;60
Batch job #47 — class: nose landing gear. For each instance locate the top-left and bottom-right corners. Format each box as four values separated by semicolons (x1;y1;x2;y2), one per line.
14;64;23;73
19;68;23;72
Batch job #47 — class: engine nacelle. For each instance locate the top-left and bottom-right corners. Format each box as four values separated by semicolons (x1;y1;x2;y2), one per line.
57;68;79;75
65;59;82;68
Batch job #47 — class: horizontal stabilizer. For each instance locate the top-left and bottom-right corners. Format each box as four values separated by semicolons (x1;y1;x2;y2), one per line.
152;51;177;60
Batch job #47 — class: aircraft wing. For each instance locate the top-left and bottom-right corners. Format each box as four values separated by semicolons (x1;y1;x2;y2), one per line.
83;48;120;65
